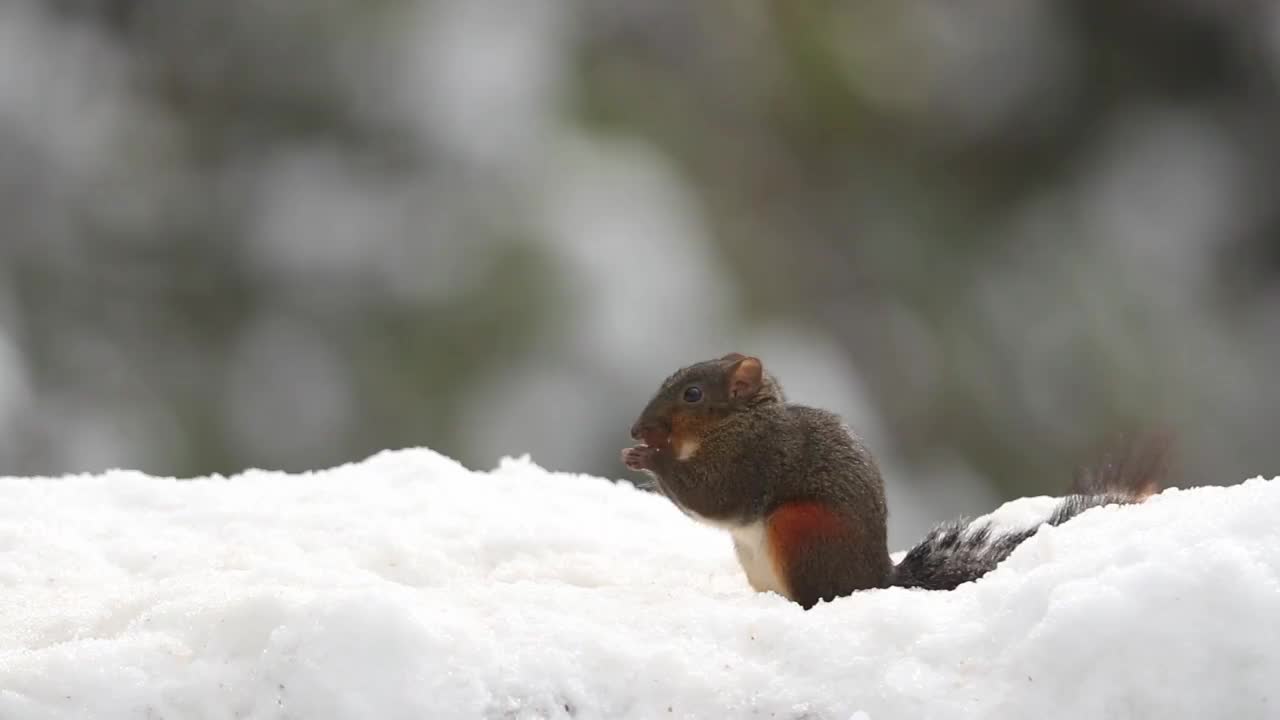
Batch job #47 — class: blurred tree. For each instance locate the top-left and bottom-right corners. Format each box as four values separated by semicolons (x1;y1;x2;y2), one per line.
1;0;1279;519
0;0;563;476
575;0;1280;495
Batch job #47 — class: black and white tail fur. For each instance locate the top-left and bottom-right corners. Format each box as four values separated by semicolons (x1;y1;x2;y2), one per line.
893;432;1171;591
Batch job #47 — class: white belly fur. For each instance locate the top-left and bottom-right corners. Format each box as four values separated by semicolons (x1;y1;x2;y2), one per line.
727;521;789;598
684;511;789;598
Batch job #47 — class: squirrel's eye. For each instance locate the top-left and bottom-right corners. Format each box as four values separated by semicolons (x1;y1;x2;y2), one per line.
683;386;703;403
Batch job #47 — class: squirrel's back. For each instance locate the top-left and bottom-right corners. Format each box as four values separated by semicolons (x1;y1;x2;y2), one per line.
777;404;887;518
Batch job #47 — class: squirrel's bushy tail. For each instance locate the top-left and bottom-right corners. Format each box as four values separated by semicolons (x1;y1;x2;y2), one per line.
1068;429;1170;500
892;431;1172;591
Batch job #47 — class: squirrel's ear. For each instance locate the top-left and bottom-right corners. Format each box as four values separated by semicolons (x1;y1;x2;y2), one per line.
720;352;747;363
727;356;764;399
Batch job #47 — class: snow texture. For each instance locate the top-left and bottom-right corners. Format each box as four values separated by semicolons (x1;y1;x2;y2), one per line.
1;448;1278;720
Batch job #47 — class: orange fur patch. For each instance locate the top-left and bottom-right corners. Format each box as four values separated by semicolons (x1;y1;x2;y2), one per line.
765;501;850;598
669;411;716;460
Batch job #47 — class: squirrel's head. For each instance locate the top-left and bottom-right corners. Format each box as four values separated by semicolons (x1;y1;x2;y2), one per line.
630;353;784;460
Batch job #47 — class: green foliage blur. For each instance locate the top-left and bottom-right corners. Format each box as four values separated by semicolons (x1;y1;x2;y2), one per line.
3;1;1280;539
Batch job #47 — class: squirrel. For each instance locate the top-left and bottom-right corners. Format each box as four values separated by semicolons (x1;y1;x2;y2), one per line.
621;353;1166;609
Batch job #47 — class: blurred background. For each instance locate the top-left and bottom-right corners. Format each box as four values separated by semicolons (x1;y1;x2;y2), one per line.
3;0;1280;545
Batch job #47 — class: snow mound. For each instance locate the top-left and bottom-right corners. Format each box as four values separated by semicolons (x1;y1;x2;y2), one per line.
1;449;1278;720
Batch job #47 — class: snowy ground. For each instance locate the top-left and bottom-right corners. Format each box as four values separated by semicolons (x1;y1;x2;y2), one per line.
1;449;1278;720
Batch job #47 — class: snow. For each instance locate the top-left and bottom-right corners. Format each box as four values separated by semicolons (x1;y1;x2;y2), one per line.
1;449;1278;720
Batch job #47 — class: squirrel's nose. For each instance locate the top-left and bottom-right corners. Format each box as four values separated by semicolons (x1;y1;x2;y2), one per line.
631;419;669;443
630;419;660;441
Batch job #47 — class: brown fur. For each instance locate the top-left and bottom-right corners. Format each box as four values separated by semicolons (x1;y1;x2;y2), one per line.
623;354;1175;608
669;410;716;459
624;354;894;605
1071;430;1172;501
767;501;888;608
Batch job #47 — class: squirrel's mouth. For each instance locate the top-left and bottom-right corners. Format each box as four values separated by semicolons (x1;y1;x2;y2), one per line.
630;421;671;449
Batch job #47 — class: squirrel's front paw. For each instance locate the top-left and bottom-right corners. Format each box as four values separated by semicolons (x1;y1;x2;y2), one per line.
622;445;657;471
